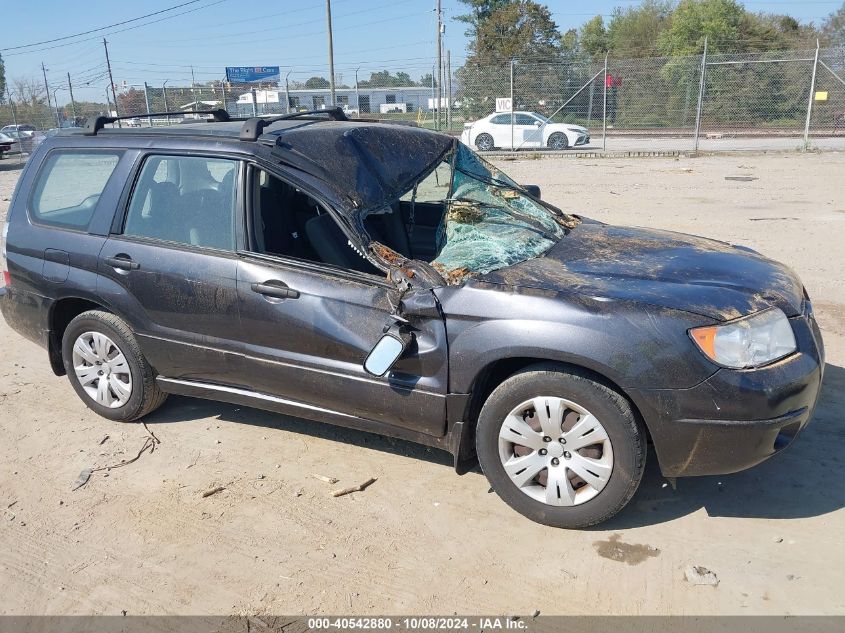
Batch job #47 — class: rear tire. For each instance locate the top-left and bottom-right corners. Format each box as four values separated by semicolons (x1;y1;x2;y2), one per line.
476;363;646;528
62;310;167;422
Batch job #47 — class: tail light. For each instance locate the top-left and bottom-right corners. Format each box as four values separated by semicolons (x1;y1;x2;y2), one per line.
0;221;9;288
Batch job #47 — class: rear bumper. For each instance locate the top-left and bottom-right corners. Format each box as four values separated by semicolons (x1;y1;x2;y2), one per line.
629;312;824;477
0;285;51;349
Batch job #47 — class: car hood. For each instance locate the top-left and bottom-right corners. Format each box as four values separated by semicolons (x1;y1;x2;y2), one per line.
479;221;804;321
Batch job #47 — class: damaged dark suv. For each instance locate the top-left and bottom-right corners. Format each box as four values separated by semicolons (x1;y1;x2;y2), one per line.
0;108;824;528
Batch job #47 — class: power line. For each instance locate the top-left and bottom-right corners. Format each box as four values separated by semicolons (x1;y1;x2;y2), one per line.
2;0;228;57
1;0;206;52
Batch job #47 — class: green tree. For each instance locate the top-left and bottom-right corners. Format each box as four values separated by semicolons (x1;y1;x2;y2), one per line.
359;70;416;88
822;2;845;46
304;76;330;89
658;0;745;55
456;1;564;117
456;0;512;38
580;15;609;60
607;1;673;57
418;73;438;88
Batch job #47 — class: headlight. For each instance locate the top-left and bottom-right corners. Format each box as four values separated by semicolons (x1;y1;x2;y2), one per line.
689;308;797;368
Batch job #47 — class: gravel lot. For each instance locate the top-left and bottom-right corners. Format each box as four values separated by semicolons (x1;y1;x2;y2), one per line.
1;152;843;617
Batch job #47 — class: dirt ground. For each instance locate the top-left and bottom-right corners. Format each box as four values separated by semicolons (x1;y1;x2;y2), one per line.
1;151;844;617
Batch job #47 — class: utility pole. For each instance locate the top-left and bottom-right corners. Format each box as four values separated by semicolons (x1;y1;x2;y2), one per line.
436;0;442;130
67;72;77;121
803;39;821;151
191;65;196;88
602;53;608;151
510;59;515;149
446;49;452;130
326;0;336;107
41;63;53;128
103;38;121;125
693;36;708;152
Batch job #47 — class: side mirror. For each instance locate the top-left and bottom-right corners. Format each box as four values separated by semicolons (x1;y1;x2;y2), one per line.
534;121;542;127
523;184;541;199
364;326;410;377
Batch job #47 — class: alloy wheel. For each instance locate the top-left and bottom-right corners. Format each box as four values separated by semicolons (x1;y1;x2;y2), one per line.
498;396;614;506
72;332;133;408
475;134;494;151
548;134;569;150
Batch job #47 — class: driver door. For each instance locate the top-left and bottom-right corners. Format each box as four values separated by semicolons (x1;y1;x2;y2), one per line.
515;113;544;148
235;165;449;437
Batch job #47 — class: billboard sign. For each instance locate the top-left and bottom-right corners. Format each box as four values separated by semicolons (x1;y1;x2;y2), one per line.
225;66;280;83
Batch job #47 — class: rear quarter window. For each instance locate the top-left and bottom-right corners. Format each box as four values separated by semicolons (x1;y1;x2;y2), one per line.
30;151;121;229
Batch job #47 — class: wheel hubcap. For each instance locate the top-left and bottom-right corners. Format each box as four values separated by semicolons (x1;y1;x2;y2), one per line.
72;332;132;408
498;396;614;506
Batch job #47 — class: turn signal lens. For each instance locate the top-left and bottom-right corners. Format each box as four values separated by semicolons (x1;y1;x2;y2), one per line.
689;308;797;369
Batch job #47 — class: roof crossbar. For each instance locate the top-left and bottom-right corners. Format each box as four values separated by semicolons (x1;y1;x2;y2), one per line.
83;109;231;135
238;107;348;141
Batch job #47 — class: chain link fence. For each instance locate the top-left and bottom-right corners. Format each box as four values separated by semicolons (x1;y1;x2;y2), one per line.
3;45;845;154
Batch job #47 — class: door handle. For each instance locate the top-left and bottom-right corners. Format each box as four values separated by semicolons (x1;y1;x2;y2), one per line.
251;281;300;299
104;255;140;271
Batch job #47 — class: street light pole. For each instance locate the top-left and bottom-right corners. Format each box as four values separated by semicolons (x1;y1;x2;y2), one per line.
355;67;360;114
162;80;170;124
51;87;62;128
285;70;292;113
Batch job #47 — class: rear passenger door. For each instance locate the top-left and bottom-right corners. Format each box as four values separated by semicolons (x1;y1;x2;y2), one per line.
97;153;245;384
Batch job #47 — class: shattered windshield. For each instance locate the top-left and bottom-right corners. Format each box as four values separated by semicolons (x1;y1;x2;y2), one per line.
428;143;578;282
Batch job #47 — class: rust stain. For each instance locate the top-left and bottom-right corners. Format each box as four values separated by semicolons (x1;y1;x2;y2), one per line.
371;242;405;265
432;262;476;285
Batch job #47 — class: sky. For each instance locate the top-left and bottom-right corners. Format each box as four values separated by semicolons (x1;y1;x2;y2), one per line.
2;0;841;105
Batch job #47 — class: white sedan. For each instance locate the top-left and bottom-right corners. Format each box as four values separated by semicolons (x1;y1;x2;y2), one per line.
461;111;590;151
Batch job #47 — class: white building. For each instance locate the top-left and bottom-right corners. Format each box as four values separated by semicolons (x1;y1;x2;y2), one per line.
236;86;436;114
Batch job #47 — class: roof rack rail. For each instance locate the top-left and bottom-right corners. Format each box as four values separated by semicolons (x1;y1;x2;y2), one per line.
239;107;348;141
83;109;231;135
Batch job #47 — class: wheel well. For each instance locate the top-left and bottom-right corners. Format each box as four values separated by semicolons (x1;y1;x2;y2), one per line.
460;357;652;458
48;298;108;375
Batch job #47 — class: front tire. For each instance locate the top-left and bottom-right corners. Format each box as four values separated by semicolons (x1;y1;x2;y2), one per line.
476;364;646;528
475;133;494;151
547;132;569;150
62;310;167;422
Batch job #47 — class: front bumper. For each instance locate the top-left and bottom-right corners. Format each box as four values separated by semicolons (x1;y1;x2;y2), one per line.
629;312;824;477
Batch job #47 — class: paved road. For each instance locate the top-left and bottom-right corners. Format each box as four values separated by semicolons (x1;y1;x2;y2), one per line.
490;135;845;155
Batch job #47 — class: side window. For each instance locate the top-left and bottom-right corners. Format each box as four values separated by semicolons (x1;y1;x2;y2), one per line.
515;113;538;125
250;168;382;277
490;114;511;125
123;155;238;251
31;151;121;229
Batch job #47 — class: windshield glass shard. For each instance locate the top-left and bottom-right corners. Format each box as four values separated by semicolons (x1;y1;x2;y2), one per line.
429;143;579;283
